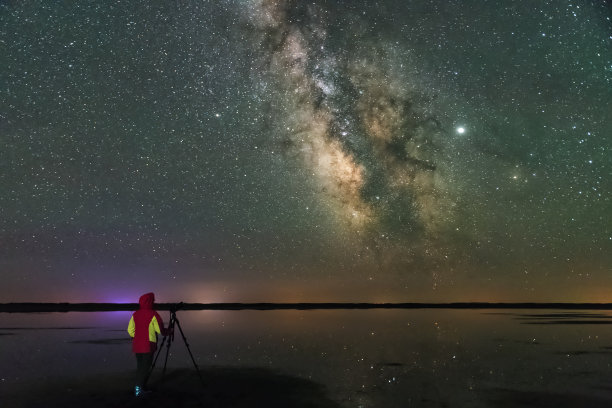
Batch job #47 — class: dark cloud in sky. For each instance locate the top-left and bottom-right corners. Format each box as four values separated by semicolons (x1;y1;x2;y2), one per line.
1;0;610;302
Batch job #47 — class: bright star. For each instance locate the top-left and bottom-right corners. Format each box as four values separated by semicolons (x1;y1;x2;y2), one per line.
456;127;465;134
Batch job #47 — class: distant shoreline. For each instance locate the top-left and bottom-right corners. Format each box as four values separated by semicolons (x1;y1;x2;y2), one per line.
2;302;612;313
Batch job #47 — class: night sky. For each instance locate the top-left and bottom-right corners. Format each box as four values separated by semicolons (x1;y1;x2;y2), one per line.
1;0;610;303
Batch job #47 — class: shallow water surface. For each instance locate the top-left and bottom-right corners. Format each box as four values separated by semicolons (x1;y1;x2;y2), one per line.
2;309;612;407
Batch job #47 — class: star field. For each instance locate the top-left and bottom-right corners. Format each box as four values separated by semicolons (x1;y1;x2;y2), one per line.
0;0;610;302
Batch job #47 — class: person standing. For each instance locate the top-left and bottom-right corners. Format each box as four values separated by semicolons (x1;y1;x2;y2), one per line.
127;292;171;397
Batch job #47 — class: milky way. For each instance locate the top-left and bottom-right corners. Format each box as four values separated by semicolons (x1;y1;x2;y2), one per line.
245;0;458;261
1;0;610;302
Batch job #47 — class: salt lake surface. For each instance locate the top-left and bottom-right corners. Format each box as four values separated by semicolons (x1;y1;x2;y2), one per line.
2;309;612;407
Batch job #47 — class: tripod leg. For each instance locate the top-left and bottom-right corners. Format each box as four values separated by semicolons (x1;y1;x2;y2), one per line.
173;317;205;386
147;312;176;383
162;315;176;376
146;334;168;384
150;334;167;370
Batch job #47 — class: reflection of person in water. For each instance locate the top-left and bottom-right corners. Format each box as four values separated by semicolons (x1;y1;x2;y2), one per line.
127;292;171;397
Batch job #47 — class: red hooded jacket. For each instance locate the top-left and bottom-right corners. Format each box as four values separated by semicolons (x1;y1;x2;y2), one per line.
127;293;165;353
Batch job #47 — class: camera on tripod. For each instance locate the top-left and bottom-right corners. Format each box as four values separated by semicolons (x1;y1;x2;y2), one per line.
148;304;204;386
168;302;185;313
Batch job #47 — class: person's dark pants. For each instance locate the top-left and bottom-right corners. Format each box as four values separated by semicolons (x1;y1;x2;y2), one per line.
135;352;154;388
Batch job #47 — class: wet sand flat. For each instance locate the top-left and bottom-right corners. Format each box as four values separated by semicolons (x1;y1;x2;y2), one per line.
3;367;341;408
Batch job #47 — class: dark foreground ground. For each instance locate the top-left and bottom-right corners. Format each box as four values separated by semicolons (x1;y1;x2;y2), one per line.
4;367;342;408
5;366;612;408
482;389;612;408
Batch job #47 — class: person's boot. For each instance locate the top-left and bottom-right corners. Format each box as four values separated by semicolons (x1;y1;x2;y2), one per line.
135;383;154;397
134;385;152;397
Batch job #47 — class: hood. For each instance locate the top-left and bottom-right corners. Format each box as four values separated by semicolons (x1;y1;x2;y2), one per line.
139;292;155;309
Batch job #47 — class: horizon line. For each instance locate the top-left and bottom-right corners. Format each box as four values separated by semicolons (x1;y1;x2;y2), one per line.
2;301;612;313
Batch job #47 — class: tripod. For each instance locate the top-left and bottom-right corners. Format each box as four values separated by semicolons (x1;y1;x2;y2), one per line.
149;309;204;386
